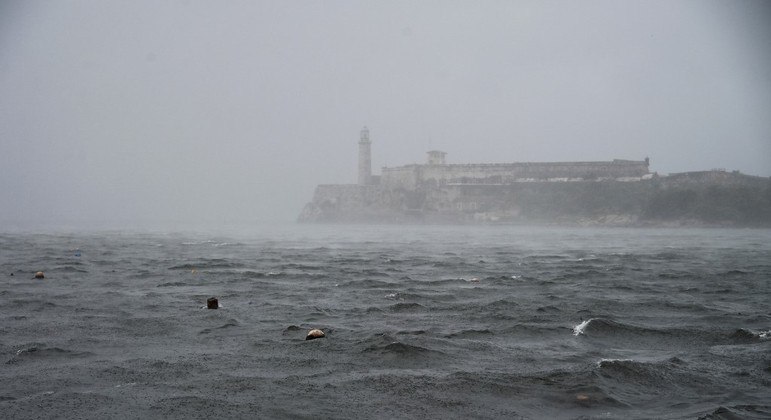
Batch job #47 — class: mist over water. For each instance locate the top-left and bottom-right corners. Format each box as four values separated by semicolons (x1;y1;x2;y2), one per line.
1;225;769;418
1;1;771;228
2;2;771;418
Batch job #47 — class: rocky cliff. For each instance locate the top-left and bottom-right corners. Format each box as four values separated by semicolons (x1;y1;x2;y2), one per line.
299;171;771;227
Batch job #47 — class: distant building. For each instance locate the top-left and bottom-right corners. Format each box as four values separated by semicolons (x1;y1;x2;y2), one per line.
358;127;649;189
426;150;447;165
298;128;768;226
381;158;650;190
358;126;372;185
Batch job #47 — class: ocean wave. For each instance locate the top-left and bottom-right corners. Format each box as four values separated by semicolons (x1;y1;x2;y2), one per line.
536;305;561;313
279;263;325;271
658;271;697;280
6;345;93;364
388;302;426;312
596;357;660;369
653;251;683;260
402;289;458;302
721;269;750;276
361;268;392;277
395;329;427;336
445;329;494;339
420;277;471;286
446;370;628;409
168;259;243;270
573;319;593;336
571;318;666;338
199;319;240;334
487;299;519;311
594;357;689;392
697;404;771;420
358;332;432;354
571;317;722;343
55;265;89;273
156;281;187;287
150;395;241;417
362;340;442;358
3;230;769;419
729;328;770;343
338;279;394;288
180;240;237;247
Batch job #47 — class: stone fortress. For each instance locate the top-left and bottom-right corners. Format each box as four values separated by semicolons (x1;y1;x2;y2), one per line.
299;127;771;226
356;126;652;190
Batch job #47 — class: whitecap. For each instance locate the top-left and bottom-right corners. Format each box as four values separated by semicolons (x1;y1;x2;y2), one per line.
573;319;593;336
597;358;633;367
181;240;215;246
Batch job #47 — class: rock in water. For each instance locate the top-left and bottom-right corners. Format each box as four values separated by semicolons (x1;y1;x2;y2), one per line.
34;271;45;279
306;329;325;340
207;297;218;309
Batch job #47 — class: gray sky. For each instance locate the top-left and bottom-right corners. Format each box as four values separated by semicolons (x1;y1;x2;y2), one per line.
1;0;770;228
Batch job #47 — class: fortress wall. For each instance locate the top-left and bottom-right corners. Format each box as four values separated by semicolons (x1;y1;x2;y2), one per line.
421;161;649;185
419;182;653;223
300;172;771;226
299;184;393;222
381;160;649;190
381;166;420;190
312;184;374;208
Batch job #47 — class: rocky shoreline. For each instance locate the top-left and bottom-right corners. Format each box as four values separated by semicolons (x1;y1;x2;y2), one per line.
299;171;771;228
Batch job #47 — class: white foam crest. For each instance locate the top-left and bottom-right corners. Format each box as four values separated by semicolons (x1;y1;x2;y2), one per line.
181;240;215;246
759;330;770;339
573;319;593;336
597;358;634;367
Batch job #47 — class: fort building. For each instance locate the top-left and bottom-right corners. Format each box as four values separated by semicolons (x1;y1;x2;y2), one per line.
354;127;651;190
299;128;771;226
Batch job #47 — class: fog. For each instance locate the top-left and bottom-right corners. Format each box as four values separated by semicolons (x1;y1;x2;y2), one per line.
2;1;770;230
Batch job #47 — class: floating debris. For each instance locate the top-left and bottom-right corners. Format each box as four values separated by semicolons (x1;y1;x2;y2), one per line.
206;297;219;309
306;329;325;340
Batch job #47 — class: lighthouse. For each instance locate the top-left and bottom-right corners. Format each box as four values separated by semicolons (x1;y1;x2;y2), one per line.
358;126;371;185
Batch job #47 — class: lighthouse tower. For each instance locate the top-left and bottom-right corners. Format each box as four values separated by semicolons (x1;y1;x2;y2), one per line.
358;126;371;185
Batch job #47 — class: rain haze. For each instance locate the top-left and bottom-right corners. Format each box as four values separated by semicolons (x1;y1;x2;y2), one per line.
3;3;771;418
2;0;770;230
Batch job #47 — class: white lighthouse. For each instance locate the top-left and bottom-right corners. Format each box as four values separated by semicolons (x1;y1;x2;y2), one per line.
358;126;371;185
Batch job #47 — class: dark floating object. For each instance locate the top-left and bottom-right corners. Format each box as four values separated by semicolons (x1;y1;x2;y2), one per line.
206;297;218;309
306;329;325;340
34;271;45;279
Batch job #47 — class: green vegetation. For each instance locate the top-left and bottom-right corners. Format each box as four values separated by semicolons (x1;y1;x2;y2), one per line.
643;182;771;226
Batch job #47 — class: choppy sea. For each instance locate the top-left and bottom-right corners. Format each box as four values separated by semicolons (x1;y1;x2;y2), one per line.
1;225;769;419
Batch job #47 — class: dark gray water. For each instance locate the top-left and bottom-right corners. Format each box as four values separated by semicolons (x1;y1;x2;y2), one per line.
1;225;769;419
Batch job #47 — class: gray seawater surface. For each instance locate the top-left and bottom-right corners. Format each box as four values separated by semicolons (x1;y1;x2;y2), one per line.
1;225;770;419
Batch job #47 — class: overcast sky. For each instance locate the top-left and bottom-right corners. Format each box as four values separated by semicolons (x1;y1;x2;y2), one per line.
1;1;770;229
